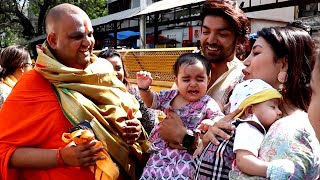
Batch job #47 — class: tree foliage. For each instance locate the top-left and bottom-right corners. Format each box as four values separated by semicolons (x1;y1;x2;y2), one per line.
0;27;26;48
0;0;107;47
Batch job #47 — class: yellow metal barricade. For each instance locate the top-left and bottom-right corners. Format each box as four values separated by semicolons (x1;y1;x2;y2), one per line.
93;47;198;92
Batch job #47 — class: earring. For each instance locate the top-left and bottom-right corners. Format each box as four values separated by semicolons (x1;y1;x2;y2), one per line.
21;68;24;74
278;71;288;83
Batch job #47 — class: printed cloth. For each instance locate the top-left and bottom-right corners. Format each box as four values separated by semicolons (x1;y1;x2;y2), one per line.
140;89;224;179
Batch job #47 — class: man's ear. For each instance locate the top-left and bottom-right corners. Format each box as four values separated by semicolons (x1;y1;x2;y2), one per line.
47;33;57;49
244;105;253;117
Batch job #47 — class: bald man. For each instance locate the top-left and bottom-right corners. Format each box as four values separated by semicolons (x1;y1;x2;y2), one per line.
0;3;146;180
45;3;94;70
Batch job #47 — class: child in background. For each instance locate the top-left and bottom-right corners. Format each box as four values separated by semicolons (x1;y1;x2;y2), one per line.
137;53;224;179
228;79;294;179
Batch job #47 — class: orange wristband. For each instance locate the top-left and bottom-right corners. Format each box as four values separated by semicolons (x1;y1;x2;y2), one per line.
56;147;66;167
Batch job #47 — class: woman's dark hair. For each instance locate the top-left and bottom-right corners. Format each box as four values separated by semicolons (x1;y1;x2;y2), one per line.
98;49;129;86
200;0;250;45
257;26;315;111
0;45;31;79
287;20;312;35
173;53;211;77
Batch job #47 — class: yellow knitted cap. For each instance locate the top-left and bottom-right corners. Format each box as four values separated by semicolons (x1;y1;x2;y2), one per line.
229;79;282;119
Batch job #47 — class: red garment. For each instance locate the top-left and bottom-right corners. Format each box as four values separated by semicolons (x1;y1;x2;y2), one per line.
0;70;94;180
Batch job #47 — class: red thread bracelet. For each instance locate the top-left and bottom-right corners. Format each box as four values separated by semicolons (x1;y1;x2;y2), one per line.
56;147;66;167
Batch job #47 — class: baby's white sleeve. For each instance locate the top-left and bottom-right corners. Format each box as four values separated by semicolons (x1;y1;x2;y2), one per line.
233;122;264;156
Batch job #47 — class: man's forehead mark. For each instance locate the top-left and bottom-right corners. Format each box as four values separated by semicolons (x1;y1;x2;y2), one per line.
69;13;91;33
84;19;90;33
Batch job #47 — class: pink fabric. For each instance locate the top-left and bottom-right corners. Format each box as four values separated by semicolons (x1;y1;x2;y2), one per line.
141;90;224;179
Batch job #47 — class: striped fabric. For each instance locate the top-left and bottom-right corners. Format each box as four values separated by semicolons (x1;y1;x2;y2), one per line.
192;120;242;180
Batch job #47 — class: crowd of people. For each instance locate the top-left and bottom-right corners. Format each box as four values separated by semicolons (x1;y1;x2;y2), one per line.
0;0;320;180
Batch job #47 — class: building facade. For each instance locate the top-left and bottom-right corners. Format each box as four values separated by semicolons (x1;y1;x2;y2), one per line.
92;0;319;50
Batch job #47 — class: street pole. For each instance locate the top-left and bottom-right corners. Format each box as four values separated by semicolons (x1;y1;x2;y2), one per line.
140;0;147;49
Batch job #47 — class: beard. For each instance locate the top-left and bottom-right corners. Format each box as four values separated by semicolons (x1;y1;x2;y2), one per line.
202;44;236;64
206;54;227;64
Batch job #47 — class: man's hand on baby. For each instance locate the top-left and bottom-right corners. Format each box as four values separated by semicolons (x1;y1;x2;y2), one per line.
136;71;153;89
159;110;186;145
193;119;215;158
197;119;215;134
202;109;240;146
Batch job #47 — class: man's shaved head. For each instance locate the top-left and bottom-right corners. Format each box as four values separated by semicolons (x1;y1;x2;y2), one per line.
45;3;88;34
44;3;95;69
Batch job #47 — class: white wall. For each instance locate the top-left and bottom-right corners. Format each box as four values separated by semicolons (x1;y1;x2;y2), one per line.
161;29;183;47
250;19;288;33
245;7;295;23
236;0;295;33
240;0;289;7
238;0;295;27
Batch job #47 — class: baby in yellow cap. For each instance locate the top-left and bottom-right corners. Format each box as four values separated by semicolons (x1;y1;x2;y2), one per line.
229;79;294;179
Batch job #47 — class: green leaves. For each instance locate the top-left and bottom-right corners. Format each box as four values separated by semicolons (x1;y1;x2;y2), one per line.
0;0;107;46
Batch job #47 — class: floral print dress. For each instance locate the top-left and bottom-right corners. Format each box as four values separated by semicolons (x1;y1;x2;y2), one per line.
140;90;224;180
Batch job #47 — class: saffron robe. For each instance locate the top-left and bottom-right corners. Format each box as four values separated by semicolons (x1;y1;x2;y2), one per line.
0;70;94;180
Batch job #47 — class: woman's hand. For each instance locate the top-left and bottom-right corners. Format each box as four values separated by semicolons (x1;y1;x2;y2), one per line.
61;141;106;167
202;108;241;147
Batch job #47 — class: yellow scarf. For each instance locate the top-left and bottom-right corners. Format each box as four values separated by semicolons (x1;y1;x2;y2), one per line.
34;42;149;179
3;74;18;88
62;129;119;180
